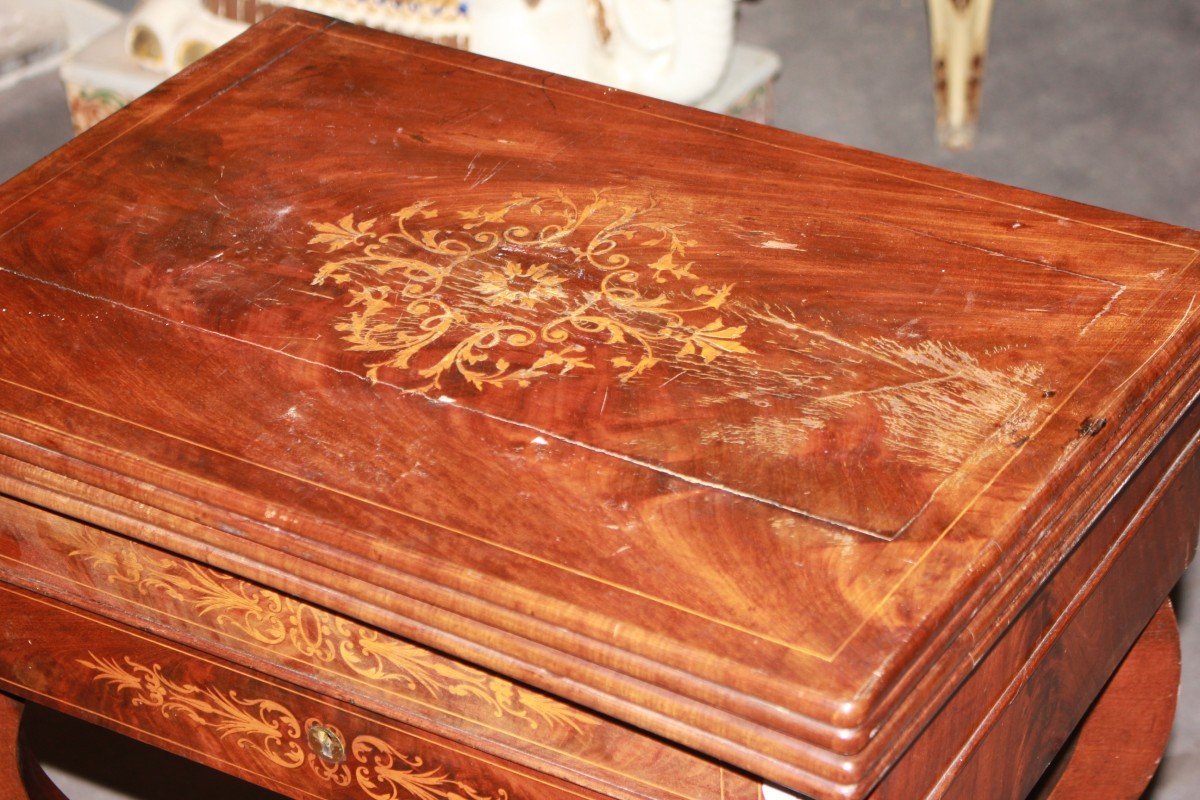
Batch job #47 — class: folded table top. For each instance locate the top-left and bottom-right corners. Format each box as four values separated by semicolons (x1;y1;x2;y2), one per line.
1;10;1198;798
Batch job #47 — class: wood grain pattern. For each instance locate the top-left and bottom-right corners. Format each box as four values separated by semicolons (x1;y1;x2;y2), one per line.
0;693;70;800
868;405;1200;798
0;497;760;800
1035;601;1181;800
0;581;610;800
0;10;1197;798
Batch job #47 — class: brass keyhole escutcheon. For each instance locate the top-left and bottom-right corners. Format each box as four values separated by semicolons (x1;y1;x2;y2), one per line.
306;722;346;763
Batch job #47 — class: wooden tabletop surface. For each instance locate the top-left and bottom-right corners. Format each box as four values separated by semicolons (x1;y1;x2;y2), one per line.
0;10;1197;798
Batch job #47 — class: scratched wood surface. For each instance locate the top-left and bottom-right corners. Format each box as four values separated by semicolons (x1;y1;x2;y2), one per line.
0;10;1198;799
0;581;609;800
0;496;763;800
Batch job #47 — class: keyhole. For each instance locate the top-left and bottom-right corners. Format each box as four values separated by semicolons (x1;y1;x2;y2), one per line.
307;723;345;763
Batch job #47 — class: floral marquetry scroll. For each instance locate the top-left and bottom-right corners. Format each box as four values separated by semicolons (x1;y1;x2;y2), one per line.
81;655;512;800
352;735;508;800
302;189;1058;522
64;528;596;737
308;190;751;392
0;505;757;800
82;654;307;769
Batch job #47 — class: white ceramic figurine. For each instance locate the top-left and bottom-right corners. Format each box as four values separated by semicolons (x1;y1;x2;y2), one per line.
467;0;735;105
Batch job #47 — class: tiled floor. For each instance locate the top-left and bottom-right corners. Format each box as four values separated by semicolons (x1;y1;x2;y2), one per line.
2;1;1197;798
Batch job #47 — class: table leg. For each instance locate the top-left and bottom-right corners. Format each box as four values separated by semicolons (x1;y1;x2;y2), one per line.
0;693;69;800
926;0;996;149
1035;599;1182;799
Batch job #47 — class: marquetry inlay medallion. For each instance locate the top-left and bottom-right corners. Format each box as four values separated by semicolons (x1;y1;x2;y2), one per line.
308;190;750;391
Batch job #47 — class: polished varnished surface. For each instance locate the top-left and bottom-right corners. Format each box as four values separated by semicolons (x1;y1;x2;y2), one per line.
0;583;607;800
0;10;1198;799
0;693;69;800
1032;602;1182;800
0;495;762;800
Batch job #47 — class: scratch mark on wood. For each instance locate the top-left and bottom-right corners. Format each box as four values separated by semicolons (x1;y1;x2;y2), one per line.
817;372;968;404
0;258;893;533
1079;286;1126;336
700;416;822;455
442;101;497;127
810;338;1046;472
184;250;227;273
0;212;39;244
539;75;558;112
856;213;1127;291
168;22;337;128
1114;292;1197;391
748;304;921;377
288;288;336;299
261;333;322;341
470;159;509;189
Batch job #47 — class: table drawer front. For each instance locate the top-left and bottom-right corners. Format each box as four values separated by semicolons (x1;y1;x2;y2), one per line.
0;495;758;800
0;580;605;800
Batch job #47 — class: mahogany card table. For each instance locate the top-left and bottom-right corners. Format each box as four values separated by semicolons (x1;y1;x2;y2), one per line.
0;10;1197;800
